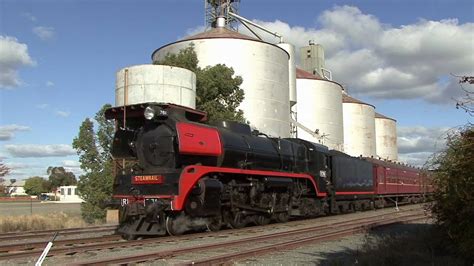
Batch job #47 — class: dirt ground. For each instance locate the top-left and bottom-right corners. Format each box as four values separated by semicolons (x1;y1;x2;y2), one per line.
0;202;82;217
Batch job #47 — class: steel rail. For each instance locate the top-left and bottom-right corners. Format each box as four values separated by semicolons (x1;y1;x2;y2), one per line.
0;225;117;242
0;224;117;238
0;234;122;253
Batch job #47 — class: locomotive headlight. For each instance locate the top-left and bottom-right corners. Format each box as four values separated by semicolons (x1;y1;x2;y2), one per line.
144;107;155;120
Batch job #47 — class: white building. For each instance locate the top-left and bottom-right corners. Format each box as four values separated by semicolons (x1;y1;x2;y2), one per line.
2;180;27;196
58;186;84;203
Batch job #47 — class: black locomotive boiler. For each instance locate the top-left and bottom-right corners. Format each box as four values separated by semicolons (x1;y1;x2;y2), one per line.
106;102;430;239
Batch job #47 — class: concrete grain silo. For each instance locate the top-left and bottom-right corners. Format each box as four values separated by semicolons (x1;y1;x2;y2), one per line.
115;65;196;108
342;94;376;157
151;25;290;138
375;112;398;161
295;68;344;151
277;43;297;107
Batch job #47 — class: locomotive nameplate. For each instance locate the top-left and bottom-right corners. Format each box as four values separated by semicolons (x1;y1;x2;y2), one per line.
131;175;164;184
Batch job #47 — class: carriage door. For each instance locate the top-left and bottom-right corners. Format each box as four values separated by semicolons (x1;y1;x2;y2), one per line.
377;166;386;194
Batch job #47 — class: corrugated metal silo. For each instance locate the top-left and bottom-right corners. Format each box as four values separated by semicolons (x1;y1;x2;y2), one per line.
115;65;196;108
375;112;398;161
151;27;290;138
342;94;376;157
295;68;344;150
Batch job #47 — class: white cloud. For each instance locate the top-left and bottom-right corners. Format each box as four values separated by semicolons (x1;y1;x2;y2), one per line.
46;81;54;87
36;103;49;109
56;111;70;117
61;160;84;177
5;144;76;158
4;162;38;170
5;170;29;178
33;26;55;41
0;36;36;88
397;126;452;166
232;6;474;104
62;160;80;167
0;124;30;141
318;5;384;48
398;152;435;168
21;12;37;22
238;19;346;56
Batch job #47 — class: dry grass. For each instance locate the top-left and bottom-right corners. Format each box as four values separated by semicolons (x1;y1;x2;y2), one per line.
0;212;89;233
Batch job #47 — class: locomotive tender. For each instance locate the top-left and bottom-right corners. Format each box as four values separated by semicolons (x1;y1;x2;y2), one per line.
106;102;432;239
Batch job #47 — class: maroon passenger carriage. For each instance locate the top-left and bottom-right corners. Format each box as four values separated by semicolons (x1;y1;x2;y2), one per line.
367;158;433;207
106;102;433;239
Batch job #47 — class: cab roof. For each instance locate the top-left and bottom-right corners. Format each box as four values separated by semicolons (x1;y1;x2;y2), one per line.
104;102;207;122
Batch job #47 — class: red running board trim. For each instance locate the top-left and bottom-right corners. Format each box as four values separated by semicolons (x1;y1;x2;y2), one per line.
171;165;327;211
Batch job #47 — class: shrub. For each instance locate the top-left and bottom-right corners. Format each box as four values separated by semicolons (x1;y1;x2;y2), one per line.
430;125;474;261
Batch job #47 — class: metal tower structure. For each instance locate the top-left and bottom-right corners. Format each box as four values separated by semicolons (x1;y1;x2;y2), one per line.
205;0;241;30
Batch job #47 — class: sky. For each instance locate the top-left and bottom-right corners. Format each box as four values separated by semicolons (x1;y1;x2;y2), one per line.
0;0;473;181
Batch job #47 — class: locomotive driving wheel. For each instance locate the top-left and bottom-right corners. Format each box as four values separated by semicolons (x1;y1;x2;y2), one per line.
275;211;289;223
122;234;138;240
165;215;184;236
228;212;247;229
206;216;222;232
255;214;271;226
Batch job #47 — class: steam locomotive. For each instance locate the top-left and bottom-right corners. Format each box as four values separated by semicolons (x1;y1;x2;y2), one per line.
106;102;432;239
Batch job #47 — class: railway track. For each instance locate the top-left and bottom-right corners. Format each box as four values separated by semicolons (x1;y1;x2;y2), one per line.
191;215;428;265
0;205;429;264
0;224;117;242
72;211;428;265
0;234;122;253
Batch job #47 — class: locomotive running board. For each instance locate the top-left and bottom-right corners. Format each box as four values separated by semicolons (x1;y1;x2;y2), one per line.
171;165;328;211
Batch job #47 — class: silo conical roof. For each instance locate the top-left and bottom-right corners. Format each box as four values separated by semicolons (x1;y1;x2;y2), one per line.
183;27;259;41
375;112;396;122
296;68;323;80
152;27;289;60
342;94;375;108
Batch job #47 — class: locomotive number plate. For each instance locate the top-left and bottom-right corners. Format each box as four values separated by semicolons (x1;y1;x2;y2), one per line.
131;175;164;184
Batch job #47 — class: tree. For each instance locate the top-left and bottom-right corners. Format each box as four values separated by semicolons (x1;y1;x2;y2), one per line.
155;45;245;123
46;166;77;190
0;161;10;196
24;176;50;196
428;75;474;261
454;75;473;116
429;125;474;260
197;65;245;123
157;45;199;73
73;104;115;223
0;161;9;177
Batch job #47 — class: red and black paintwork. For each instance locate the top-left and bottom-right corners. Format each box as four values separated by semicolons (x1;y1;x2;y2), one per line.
106;102;433;239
